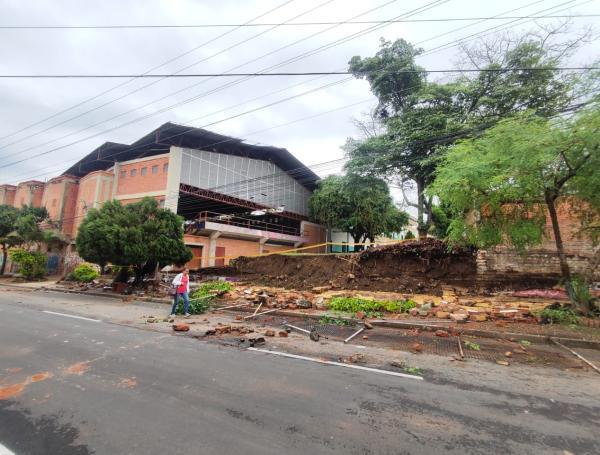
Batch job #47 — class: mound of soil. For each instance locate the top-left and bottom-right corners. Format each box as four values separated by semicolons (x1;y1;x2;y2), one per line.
232;239;478;294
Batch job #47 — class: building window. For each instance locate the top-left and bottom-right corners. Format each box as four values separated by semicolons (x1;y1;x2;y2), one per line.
159;199;165;208
152;165;158;174
130;169;137;177
120;170;126;179
141;167;147;176
163;163;169;173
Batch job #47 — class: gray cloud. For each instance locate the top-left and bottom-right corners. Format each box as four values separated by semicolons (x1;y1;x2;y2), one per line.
0;0;597;197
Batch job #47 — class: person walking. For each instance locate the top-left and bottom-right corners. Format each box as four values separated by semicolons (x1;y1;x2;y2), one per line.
169;268;190;318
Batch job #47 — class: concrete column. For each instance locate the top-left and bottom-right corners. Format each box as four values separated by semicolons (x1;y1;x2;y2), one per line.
112;162;120;199
258;237;268;254
208;231;221;267
165;146;183;213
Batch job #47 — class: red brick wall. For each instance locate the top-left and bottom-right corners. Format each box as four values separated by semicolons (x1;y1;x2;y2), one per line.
0;185;16;206
73;171;114;234
14;181;44;208
479;199;599;280
116;156;169;196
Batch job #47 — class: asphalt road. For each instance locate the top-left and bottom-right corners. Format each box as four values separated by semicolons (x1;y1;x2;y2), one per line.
1;294;599;455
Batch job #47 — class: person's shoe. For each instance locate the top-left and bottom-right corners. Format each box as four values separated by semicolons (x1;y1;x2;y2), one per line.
169;314;176;318
184;313;191;318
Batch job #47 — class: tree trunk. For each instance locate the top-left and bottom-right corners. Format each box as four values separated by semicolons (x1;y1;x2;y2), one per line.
351;233;363;251
544;193;571;282
1;244;7;276
544;193;581;311
416;177;428;239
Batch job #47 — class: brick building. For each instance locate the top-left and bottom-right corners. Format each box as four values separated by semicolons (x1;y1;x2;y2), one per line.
1;123;326;273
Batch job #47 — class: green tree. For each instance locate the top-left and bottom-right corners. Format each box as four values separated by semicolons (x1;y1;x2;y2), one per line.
309;174;408;247
0;205;49;275
429;108;600;314
0;205;19;275
346;30;586;237
76;198;192;283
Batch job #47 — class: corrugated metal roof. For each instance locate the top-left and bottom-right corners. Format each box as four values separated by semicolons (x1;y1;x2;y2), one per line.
63;122;320;190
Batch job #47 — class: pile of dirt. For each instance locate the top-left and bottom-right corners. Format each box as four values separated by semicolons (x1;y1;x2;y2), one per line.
232;239;478;294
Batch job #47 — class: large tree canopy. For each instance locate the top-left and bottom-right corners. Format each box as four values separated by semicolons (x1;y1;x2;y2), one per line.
429;107;600;313
309;174;408;245
345;29;587;237
76;198;192;281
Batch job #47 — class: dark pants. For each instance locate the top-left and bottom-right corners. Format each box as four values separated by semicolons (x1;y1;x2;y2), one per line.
171;292;190;315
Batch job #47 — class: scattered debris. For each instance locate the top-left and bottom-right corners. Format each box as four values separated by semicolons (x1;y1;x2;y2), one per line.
344;327;365;344
496;360;510;366
173;323;190;332
435;330;450;338
309;328;320;342
278;331;288;337
505;351;513;358
412;342;423;352
264;329;275;337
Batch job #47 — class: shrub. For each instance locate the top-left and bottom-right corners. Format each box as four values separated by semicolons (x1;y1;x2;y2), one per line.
69;263;99;282
195;281;233;296
567;276;597;315
9;249;46;280
173;281;234;315
327;296;417;314
537;307;580;325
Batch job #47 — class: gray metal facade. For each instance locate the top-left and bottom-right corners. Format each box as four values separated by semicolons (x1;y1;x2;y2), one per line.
179;147;311;216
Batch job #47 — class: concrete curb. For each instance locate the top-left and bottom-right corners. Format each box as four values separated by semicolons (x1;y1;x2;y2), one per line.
0;282;172;305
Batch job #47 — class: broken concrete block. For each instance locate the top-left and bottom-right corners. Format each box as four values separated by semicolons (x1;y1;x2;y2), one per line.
311;286;332;294
296;299;311;309
313;296;326;310
435;311;450;319
450;313;468;322
264;329;275;337
469;314;488;322
278;331;288;337
496;360;510;366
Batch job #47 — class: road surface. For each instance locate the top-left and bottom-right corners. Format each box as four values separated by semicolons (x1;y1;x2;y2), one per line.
0;291;599;454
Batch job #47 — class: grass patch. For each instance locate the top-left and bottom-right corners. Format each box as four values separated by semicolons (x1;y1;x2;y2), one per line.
464;341;481;351
327;296;417;314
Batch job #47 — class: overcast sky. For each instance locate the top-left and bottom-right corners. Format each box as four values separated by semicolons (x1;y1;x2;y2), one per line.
0;0;598;206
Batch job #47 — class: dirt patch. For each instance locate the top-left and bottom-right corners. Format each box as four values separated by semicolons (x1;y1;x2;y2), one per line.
233;239;477;294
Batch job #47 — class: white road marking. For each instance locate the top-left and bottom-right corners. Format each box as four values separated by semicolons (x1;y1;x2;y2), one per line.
248;347;424;380
0;442;16;455
42;310;101;323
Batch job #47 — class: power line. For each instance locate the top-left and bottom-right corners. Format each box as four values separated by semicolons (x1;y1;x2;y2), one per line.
0;0;297;144
0;0;436;159
0;0;584;173
1;14;598;29
0;0;390;154
1;67;597;78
